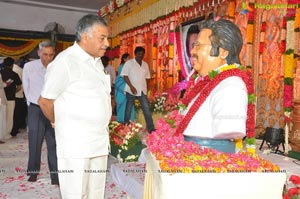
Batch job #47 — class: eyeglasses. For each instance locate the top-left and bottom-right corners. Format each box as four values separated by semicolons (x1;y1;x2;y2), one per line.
192;42;211;48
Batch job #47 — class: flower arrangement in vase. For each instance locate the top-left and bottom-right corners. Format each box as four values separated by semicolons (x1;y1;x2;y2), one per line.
109;121;146;162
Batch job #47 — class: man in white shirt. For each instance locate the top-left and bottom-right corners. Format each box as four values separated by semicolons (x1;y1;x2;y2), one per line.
22;41;58;184
38;14;111;199
121;46;155;133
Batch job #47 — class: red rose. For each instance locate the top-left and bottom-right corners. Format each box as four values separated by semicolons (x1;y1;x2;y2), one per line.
288;187;299;196
289;175;300;185
282;194;290;199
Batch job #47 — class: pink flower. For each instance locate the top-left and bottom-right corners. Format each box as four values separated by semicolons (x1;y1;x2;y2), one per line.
284;85;292;108
146;111;279;172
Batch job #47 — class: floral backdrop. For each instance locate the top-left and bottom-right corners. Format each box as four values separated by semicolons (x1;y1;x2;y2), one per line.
102;0;300;138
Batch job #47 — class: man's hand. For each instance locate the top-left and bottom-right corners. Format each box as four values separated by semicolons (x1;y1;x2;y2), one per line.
130;86;137;95
38;96;55;124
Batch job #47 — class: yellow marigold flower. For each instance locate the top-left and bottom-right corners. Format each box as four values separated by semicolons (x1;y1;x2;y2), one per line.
284;53;295;78
247;147;256;154
294;8;300;30
219;64;236;72
247;24;254;43
228;1;235;18
235;139;243;151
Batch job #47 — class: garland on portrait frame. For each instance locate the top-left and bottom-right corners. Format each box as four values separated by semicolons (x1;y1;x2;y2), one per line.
283;2;299;125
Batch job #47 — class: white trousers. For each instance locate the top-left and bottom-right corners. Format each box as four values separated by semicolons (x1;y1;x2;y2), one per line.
4;100;15;139
58;155;108;199
0;104;6;140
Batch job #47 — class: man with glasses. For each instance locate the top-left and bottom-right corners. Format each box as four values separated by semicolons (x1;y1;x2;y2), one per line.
176;18;249;153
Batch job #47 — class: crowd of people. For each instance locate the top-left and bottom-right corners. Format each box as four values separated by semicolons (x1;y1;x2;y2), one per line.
0;13;249;199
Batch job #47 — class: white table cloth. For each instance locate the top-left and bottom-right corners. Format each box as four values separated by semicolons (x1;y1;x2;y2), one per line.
143;151;287;199
111;162;146;199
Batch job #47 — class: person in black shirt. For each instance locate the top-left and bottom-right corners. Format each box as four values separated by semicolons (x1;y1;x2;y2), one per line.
0;57;22;139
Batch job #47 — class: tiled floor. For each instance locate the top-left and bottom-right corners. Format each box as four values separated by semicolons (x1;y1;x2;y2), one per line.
0;131;299;199
0;131;131;199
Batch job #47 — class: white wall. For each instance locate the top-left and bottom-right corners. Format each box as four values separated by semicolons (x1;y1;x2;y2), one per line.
0;2;95;34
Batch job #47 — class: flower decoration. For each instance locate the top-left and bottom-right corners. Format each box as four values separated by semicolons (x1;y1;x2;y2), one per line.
167;80;187;97
137;90;180;115
109;121;146;162
146;111;279;173
149;92;168;113
283;174;300;199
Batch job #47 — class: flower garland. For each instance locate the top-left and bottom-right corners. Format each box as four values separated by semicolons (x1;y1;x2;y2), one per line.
174;65;255;141
246;2;255;68
283;1;297;149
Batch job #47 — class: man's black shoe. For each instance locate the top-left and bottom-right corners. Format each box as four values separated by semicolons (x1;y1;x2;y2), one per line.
28;175;37;182
51;179;59;185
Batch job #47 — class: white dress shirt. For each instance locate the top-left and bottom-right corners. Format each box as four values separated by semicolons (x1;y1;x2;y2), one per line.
183;65;248;138
41;42;112;158
120;58;151;96
22;59;47;105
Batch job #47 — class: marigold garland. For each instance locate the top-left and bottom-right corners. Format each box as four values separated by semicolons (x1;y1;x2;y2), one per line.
284;1;297;121
295;8;300;30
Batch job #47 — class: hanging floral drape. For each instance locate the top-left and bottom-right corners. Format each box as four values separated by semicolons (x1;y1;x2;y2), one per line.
114;0;231;89
0;29;75;59
0;38;43;59
104;0;300;137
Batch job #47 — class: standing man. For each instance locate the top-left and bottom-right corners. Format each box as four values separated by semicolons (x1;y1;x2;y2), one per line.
0;57;22;140
121;46;155;133
101;55;116;88
11;61;27;136
0;74;7;143
22;41;58;184
38;14;111;199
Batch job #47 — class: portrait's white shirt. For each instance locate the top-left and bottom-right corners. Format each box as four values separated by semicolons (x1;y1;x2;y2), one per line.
183;66;248;138
120;58;150;96
41;42;112;158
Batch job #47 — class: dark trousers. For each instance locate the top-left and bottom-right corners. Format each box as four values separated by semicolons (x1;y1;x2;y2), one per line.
124;92;155;132
11;97;27;136
27;103;58;181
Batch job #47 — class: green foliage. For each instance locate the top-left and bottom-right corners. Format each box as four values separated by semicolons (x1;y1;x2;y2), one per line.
208;70;218;79
245;137;256;145
166;119;176;128
284;107;292;112
284;77;293;85
285;49;294;55
248;94;255;104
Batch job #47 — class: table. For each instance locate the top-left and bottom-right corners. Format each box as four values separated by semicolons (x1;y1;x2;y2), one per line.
143;151;287;199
